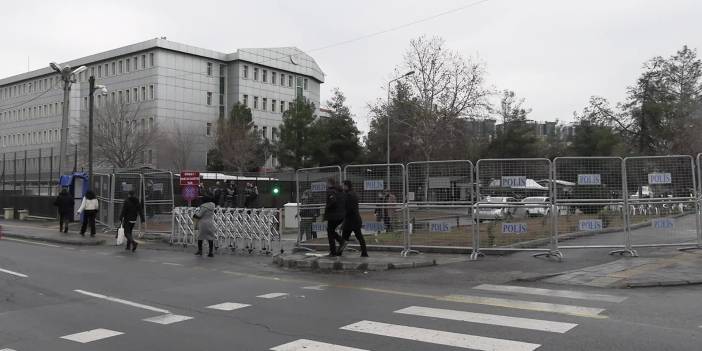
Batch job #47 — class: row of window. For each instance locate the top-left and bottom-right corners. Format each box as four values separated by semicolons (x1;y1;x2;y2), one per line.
1;129;61;148
205;121;277;142
1;76;60;101
241;65;309;90
77;52;155;83
1;102;63;123
241;94;294;113
0;53;156;101
82;85;156;109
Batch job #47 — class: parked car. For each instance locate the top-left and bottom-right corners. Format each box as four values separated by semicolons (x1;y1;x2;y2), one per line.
521;196;550;217
477;196;518;221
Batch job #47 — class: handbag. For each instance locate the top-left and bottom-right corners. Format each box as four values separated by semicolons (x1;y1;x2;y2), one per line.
116;225;126;245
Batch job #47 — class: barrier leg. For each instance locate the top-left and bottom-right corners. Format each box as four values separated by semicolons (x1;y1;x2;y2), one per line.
401;207;420;257
533;204;563;261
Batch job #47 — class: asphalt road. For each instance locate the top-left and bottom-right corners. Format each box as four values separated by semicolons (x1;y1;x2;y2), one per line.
1;238;701;350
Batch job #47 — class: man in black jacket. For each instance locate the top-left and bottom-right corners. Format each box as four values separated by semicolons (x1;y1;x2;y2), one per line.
324;178;346;256
119;191;145;252
338;180;368;257
53;189;74;233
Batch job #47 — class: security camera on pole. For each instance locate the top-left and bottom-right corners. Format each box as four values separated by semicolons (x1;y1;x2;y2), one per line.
49;62;87;182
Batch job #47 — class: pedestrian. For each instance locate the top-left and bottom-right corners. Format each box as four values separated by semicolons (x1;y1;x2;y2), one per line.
118;191;145;252
324;177;346;256
383;189;397;232
338;180;368;257
77;190;99;237
193;195;216;257
213;181;223;207
299;190;318;240
244;182;259;208
53;189;73;233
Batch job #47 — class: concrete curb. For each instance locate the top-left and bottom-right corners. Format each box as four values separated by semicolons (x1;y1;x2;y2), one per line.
2;232;105;246
625;279;702;288
273;255;437;272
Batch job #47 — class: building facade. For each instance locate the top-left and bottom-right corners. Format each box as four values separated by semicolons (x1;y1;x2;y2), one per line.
0;38;324;174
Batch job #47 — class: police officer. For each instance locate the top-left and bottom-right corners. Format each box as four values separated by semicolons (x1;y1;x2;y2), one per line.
338;180;368;257
324;177;345;256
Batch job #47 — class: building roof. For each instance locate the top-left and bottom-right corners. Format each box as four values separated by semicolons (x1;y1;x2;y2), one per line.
0;38;324;86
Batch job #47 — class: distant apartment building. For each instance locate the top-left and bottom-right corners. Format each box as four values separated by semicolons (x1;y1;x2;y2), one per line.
0;38;324;173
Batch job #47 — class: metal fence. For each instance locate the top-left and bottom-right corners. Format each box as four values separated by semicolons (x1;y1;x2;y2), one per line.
295;166;342;251
406;161;473;254
0;147;59;196
624;156;698;251
344;164;408;254
171;206;281;255
698;154;702;249
474;158;555;258
553;157;630;255
143;171;175;235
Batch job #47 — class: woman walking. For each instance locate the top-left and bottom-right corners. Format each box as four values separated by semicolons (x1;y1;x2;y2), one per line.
77;190;99;237
119;191;145;252
194;196;216;257
53;189;73;233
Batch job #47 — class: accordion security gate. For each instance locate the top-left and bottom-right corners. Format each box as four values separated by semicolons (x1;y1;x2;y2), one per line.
171;206;282;255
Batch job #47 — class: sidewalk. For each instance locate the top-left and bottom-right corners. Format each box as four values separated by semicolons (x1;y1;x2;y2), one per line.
536;247;702;288
1;219;106;245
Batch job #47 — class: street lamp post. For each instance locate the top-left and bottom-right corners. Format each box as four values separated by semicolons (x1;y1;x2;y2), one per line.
87;76;107;190
50;62;86;182
386;71;415;167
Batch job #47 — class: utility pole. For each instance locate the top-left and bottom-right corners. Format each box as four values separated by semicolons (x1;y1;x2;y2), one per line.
87;76;107;191
88;76;95;190
50;63;86;181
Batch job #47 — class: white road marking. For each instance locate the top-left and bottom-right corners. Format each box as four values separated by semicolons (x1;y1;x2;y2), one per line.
302;285;328;291
474;284;627;303
143;314;193;325
207;302;251;311
395;306;577;333
442;294;606;318
271;339;370;351
257;293;289;299
60;328;123;343
3;237;61;247
0;268;28;278
162;262;184;266
1;348;18;351
341;320;540;351
74;289;170;314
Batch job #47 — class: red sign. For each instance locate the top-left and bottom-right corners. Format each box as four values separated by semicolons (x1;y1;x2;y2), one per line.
180;171;200;186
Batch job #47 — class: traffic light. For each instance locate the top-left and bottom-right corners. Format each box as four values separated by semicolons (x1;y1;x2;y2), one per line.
271;184;281;197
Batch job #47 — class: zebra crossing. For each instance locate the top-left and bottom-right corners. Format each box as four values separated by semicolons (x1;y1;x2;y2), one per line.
48;283;627;349
270;284;628;350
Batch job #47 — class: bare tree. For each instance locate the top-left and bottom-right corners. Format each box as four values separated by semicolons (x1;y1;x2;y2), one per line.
164;125;198;171
381;35;493;161
80;100;161;169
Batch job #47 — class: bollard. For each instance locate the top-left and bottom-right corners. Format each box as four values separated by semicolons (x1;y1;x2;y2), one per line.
18;209;29;221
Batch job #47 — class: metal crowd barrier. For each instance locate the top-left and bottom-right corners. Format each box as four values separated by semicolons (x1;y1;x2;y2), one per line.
406;160;474;255
553;157;633;256
171;206;282;255
623;156;699;252
697;154;702;249
473;158;558;260
289;154;702;260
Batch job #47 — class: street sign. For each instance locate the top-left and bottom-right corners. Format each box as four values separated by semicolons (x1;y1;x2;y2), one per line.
182;185;199;204
180;171;200;186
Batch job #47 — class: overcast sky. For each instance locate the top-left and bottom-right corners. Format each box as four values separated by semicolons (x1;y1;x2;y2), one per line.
1;0;700;133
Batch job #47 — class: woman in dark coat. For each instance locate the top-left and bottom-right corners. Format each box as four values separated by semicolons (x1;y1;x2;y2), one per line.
194;196;216;257
53;189;73;233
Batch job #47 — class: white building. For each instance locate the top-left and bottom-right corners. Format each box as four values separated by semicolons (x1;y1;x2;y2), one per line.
0;38;324;173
